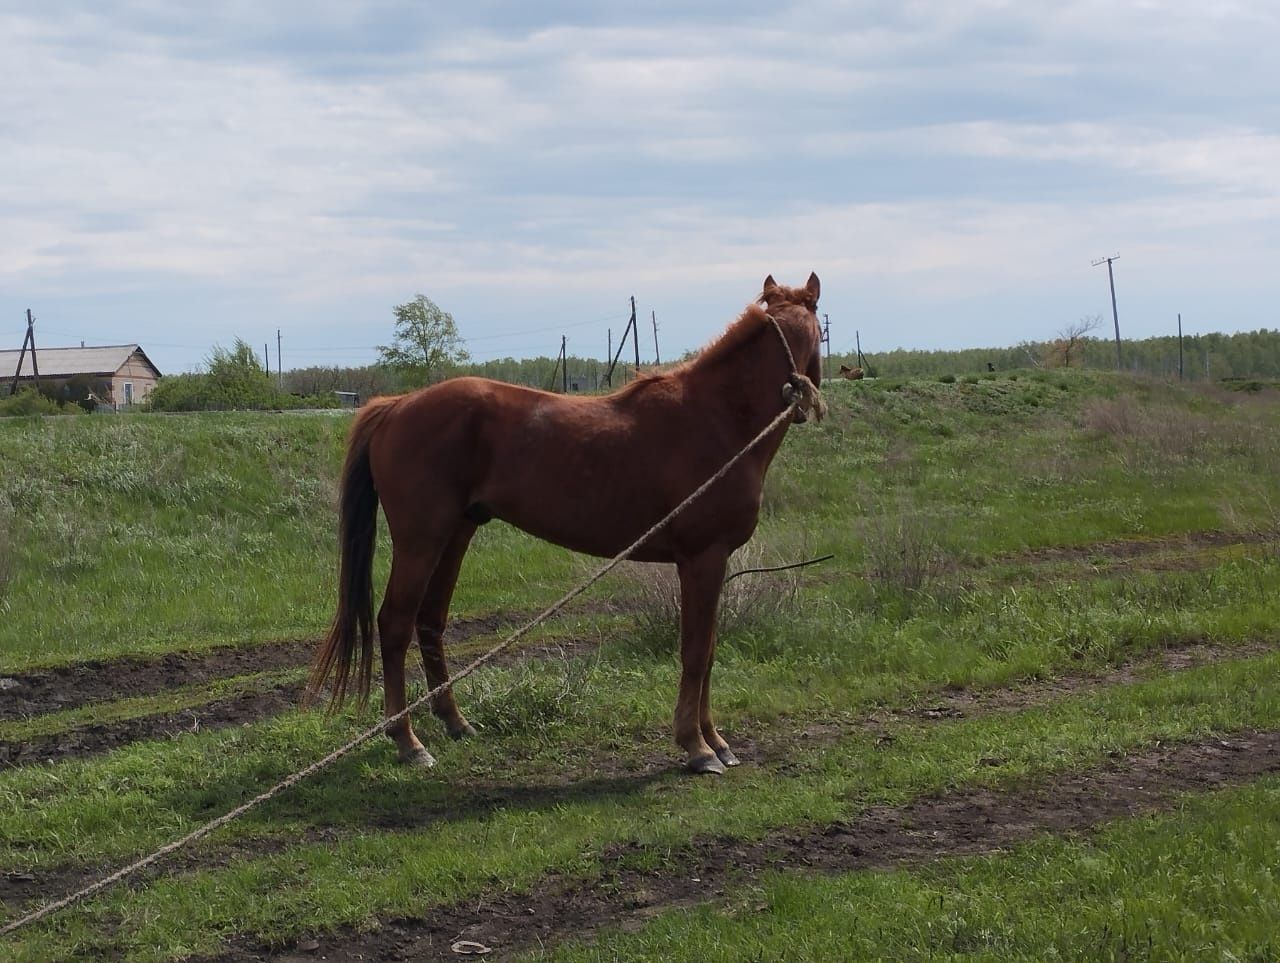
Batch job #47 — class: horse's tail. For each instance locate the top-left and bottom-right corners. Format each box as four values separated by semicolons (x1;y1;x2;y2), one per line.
305;397;399;711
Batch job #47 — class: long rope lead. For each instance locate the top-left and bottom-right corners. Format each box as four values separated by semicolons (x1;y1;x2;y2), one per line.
2;382;822;940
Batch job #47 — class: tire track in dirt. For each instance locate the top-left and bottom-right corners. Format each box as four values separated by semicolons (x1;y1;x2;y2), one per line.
211;728;1280;963
0;682;303;771
0;637;602;771
0;613;525;722
998;528;1276;569
2;639;1274;921
9;527;1267;725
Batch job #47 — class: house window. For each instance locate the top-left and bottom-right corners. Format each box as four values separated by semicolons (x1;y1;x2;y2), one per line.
124;382;134;406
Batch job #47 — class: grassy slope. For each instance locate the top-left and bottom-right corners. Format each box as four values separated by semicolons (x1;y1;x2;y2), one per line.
0;412;582;669
3;371;1278;671
3;372;1280;959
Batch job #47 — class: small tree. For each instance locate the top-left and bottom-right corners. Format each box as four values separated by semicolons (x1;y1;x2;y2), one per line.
1048;315;1101;368
377;295;470;386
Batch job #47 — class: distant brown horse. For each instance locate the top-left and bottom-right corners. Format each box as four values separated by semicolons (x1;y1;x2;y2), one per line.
308;274;826;774
838;364;864;380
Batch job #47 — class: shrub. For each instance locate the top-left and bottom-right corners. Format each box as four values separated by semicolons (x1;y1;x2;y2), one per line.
860;512;947;596
148;339;310;412
461;654;594;737
938;373;956;384
0;388;73;418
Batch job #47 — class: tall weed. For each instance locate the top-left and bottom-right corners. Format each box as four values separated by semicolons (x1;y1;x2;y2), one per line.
0;496;14;609
611;541;808;660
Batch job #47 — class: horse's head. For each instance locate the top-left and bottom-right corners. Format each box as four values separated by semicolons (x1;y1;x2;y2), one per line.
759;272;825;420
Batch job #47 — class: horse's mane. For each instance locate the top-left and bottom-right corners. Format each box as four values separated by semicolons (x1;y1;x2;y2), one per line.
682;304;772;373
613;280;813;394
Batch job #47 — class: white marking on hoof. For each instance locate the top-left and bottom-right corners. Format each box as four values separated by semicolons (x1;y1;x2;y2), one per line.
715;746;741;767
688;753;727;775
398;747;436;768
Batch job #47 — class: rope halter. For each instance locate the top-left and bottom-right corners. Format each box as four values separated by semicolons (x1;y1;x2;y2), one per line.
766;313;827;423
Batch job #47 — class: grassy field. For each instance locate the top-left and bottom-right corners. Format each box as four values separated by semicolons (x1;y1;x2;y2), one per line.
2;370;1280;961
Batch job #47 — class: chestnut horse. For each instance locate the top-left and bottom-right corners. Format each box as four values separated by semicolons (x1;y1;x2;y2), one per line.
308;274;825;774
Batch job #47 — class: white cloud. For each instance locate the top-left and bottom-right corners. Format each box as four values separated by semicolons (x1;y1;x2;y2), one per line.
1;1;1278;365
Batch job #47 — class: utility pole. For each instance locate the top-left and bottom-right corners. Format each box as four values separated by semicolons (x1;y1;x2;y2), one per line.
1091;254;1122;369
651;311;660;365
264;343;270;376
1177;313;1184;382
821;313;831;381
855;330;867;371
604;297;638;387
10;309;41;396
631;296;640;373
276;329;282;388
561;336;568;393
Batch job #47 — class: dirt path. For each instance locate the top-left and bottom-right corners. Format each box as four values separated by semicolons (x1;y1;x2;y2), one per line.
0;682;303;771
205;727;1280;963
0;614;520;722
1;614;1269;773
999;528;1276;570
0;637;601;771
2;528;1270;726
2;639;1273;925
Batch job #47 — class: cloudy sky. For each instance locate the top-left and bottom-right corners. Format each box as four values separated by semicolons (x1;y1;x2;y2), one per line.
2;1;1277;374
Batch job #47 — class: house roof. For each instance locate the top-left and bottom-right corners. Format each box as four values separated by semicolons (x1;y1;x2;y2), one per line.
0;344;163;379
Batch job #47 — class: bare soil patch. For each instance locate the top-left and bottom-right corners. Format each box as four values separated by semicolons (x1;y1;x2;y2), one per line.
209;728;1280;963
0;681;303;772
1002;529;1275;569
0;614;517;722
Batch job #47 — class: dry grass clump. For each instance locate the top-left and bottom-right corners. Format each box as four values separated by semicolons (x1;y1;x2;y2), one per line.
1082;396;1216;463
612;540;808;657
859;512;947;595
0;496;14;608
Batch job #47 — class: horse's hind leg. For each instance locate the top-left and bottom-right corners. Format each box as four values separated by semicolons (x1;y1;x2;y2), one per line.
415;522;478;740
674;549;730;774
379;543;441;767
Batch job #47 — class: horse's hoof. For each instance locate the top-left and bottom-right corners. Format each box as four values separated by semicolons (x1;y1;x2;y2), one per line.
715;746;741;767
398;747;436;768
687;753;727;775
448;722;477;740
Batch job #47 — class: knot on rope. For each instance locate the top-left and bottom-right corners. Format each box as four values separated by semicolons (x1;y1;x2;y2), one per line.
782;373;827;423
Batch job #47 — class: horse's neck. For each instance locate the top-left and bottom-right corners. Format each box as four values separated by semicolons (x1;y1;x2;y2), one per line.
679;326;793;422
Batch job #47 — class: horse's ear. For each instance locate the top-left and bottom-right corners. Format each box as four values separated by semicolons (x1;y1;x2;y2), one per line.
759;275;778;304
806;272;821;306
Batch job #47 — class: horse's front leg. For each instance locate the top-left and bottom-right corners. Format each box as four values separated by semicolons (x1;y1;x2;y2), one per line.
675;549;730;774
700;653;738;767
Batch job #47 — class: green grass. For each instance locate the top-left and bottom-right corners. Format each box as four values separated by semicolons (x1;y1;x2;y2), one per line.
4;650;1280;960
0;668;303;744
0;412;583;669
3;372;1278;670
544;777;1280;962
4;371;1280;960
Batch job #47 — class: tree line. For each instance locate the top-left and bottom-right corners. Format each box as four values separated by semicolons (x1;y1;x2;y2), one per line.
21;294;1270;416
834;327;1280;382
